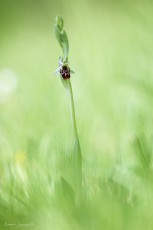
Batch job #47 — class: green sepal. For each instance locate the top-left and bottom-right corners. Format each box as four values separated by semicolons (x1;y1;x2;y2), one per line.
60;76;69;89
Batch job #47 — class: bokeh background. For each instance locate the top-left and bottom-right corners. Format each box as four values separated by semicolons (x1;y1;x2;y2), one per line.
1;0;153;229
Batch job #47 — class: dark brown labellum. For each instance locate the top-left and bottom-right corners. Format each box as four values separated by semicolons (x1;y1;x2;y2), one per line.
60;65;70;80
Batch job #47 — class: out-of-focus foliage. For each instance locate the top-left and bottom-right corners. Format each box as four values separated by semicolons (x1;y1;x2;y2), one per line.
1;0;153;229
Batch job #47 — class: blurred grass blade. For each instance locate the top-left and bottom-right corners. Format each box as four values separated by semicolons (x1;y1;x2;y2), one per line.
61;176;75;207
73;136;82;205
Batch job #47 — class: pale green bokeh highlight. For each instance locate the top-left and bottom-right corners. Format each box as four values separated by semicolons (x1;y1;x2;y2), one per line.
0;0;153;229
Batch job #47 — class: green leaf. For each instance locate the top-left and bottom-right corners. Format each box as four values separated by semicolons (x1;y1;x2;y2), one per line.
60;30;69;60
54;25;62;47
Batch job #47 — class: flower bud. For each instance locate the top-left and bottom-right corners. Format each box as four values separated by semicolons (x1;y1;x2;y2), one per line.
54;16;69;60
55;16;64;31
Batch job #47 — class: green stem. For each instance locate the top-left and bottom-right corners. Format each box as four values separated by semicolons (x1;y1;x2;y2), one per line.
67;79;82;205
67;80;78;138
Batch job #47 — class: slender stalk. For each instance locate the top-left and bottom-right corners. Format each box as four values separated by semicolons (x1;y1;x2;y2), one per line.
67;79;78;138
67;79;82;205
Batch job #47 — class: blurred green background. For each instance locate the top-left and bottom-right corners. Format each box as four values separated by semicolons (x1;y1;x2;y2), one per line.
1;0;153;229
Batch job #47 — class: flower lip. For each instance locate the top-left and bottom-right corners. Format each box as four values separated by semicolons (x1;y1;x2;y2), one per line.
60;65;70;79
